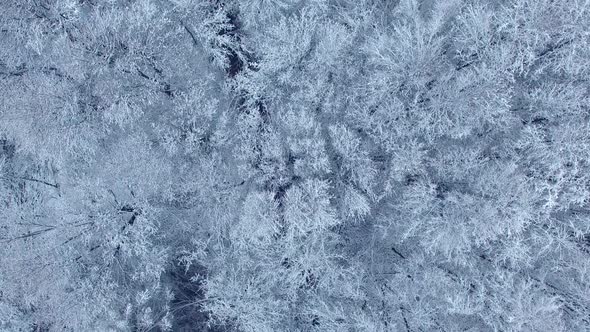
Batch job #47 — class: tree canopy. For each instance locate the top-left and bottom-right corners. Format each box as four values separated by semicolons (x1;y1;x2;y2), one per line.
1;0;589;331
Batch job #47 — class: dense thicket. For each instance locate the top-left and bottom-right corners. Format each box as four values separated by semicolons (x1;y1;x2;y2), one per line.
1;0;589;331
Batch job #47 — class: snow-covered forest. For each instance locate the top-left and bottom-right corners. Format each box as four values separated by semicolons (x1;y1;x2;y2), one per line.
1;0;589;331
